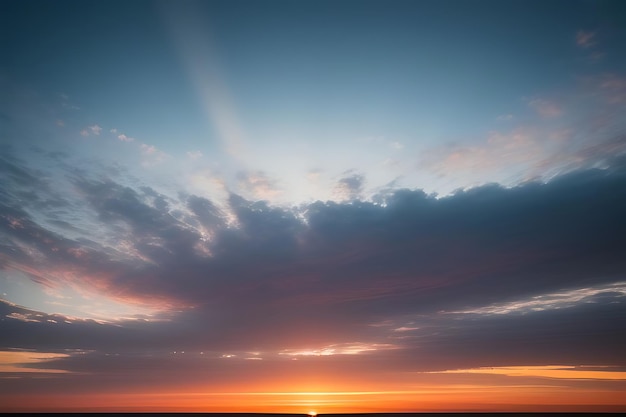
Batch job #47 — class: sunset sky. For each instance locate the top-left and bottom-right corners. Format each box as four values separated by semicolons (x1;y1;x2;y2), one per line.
1;0;626;413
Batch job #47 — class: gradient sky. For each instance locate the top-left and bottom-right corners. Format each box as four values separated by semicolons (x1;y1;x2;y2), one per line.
1;0;626;413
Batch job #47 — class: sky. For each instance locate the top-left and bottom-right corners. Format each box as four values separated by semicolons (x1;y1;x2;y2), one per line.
1;0;626;413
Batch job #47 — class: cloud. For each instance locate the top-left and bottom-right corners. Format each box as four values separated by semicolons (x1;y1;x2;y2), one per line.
2;153;626;376
0;350;71;374
404;300;626;371
278;342;397;357
140;144;156;154
186;150;203;159
530;133;626;179
236;171;282;200
306;169;322;182
139;143;167;166
528;98;562;118
80;125;102;137
497;114;513;121
333;173;364;201
117;134;133;142
576;30;596;49
428;365;626;381
420;127;545;186
448;281;626;315
599;74;626;104
186;194;225;231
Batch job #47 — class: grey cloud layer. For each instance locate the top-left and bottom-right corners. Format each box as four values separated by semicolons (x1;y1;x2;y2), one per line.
1;153;626;371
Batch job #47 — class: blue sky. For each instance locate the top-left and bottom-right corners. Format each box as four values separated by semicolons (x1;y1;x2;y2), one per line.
4;0;625;207
1;0;626;412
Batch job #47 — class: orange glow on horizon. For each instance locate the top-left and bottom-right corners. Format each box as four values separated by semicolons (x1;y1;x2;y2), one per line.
3;385;626;413
2;353;625;413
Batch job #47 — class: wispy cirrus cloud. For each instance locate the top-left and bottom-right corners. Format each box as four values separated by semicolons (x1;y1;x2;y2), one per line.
420;127;547;187
447;282;626;316
576;30;596;49
599;74;626;104
575;30;606;62
186;150;203;160
528;98;562;118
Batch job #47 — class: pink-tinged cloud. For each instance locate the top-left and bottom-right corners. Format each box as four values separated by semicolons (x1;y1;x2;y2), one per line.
118;134;134;142
576;30;596;49
528;98;562;118
333;173;364;201
88;125;102;135
80;129;89;137
140;144;156;154
600;74;626;104
236;171;282;200
139;143;167;166
421;127;548;183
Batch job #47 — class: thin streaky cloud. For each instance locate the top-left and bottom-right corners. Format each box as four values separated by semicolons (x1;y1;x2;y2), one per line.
187;150;203;160
528;98;562;118
576;30;596;49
